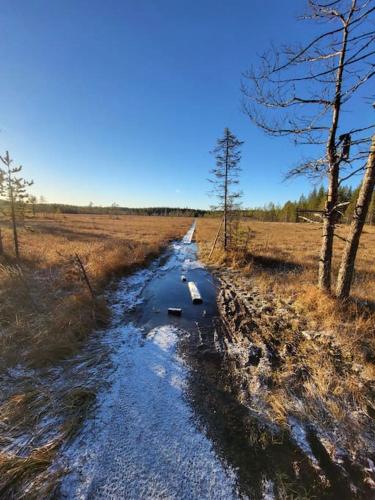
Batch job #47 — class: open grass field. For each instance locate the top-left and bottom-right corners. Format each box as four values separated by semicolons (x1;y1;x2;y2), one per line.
197;218;375;303
0;214;192;368
197;219;375;407
0;214;192;495
196;218;375;483
2;213;192;279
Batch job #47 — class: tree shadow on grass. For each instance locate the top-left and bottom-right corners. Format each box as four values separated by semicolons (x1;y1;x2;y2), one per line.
23;223;111;242
249;253;305;274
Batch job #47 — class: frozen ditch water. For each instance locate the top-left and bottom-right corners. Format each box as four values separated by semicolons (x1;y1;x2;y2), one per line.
75;324;239;499
58;224;340;499
60;225;242;499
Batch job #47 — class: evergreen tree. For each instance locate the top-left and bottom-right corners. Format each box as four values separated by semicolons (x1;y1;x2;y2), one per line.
0;151;33;259
209;128;244;250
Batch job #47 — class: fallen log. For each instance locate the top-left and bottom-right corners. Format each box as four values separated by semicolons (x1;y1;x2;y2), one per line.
188;282;203;304
168;308;182;316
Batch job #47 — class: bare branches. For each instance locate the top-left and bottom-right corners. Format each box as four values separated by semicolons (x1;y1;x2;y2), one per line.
285;157;328;180
242;0;374;292
242;0;374;175
270;26;344;73
338;163;366;183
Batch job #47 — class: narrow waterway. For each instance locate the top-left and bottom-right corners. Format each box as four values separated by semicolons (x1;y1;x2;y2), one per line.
60;225;326;499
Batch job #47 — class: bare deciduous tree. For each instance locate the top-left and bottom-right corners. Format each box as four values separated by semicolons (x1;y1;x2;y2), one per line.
0;151;33;259
209;128;244;250
242;0;375;292
336;134;375;298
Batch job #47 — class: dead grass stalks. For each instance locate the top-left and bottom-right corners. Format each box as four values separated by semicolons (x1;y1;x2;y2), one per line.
0;214;191;497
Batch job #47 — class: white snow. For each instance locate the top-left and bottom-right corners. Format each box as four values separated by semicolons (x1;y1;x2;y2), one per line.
110;269;153;320
288;417;320;470
61;322;240;499
182;258;204;271
261;477;275;499
182;222;196;244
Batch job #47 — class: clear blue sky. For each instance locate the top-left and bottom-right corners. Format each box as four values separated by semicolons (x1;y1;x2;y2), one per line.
0;1;372;209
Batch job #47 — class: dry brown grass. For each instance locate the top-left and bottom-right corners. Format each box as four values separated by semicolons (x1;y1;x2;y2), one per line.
197;218;375;338
0;213;191;497
0;441;64;499
2;213;192;281
197;217;375;474
0;214;191;368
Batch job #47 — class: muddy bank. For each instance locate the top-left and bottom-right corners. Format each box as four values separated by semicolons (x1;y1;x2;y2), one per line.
213;268;375;497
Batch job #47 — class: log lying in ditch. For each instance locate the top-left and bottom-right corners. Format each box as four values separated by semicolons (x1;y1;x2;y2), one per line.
188;281;203;304
168;308;182;316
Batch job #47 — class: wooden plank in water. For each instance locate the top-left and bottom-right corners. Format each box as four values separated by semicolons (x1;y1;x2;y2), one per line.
188;281;203;304
168;308;182;316
183;222;196;244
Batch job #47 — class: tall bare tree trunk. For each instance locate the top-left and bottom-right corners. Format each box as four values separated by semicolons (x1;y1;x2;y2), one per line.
368;192;375;225
318;20;349;293
319;166;339;291
0;228;3;256
336;135;375;299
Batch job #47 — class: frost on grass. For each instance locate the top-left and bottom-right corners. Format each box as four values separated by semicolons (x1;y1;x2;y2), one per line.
110;269;153;318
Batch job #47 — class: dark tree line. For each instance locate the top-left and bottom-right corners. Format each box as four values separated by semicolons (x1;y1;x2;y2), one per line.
243;184;374;223
0;201;206;218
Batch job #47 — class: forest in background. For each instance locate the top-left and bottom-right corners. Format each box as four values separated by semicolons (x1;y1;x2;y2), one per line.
244;184;375;223
4;183;373;224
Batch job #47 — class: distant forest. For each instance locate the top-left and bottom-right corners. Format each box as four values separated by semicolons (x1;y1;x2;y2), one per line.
17;202;206;218
244;185;375;224
3;184;374;224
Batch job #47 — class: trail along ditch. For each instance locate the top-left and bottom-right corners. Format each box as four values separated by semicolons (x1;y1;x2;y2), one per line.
56;224;371;499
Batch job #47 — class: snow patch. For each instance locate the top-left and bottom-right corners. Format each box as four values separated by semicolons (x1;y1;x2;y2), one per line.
150;324;179;352
182;222;196;244
262;477;275;499
182;258;204;271
288;417;320;470
61;323;239;499
110;269;153;319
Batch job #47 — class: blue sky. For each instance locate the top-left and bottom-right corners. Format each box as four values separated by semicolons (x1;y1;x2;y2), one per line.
0;1;372;209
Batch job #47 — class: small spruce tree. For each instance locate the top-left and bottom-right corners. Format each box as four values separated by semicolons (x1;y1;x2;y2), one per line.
0;151;33;259
209;128;244;250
